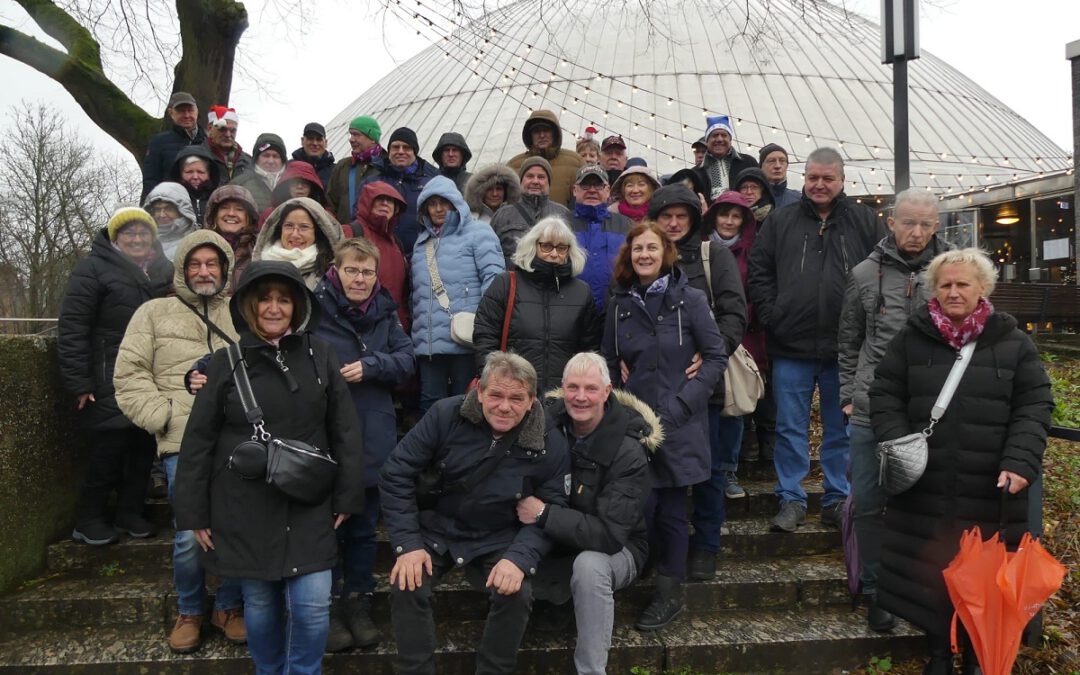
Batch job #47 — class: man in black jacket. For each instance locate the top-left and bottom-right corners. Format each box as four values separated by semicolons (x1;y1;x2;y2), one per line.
691;115;758;201
748;147;887;533
141;92;206;200
291;122;335;188
519;352;657;674
381;352;570;675
432;131;473;194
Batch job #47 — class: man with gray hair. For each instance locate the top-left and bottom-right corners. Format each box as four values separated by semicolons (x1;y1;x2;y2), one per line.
838;188;948;632
380;351;570;675
518;352;659;675
748;147;886;534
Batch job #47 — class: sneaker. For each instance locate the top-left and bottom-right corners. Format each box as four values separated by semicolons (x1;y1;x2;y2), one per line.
723;471;746;499
168;614;204;653
211;607;246;644
114;513;156;538
71;520;118;546
770;502;807;533
687;549;716;581
819;502;844;529
325;601;355;652
342;594;381;648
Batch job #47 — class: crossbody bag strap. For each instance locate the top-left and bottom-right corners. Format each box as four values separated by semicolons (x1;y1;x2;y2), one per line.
924;341;976;435
425;238;452;313
177;297;235;345
513;202;537;228
225;343;268;437
699;241;715;308
500;272;517;351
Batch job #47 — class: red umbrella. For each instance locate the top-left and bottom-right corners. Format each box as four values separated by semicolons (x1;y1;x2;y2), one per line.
943;526;1067;675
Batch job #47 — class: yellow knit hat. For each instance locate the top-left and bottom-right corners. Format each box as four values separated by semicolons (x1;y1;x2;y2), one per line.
107;207;158;241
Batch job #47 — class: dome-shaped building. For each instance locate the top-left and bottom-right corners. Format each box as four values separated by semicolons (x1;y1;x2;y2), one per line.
327;0;1069;195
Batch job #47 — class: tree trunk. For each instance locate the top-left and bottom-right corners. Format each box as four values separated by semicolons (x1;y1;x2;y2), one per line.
172;0;249;121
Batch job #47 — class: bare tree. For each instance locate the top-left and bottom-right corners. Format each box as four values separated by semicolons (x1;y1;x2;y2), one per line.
0;103;138;322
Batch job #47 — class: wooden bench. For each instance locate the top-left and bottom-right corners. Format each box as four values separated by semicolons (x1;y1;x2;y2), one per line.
990;283;1080;330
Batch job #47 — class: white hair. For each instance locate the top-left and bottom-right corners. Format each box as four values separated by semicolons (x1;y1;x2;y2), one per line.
893;188;939;214
926;247;998;297
512;217;587;276
562;352;611;387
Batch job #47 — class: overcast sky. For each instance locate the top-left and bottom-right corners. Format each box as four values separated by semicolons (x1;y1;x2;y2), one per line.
0;0;1077;170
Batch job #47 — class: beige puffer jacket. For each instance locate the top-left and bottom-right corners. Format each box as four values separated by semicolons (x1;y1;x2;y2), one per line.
506;109;585;208
113;230;238;457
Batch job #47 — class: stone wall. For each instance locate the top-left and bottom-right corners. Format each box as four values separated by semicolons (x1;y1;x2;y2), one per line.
0;337;87;593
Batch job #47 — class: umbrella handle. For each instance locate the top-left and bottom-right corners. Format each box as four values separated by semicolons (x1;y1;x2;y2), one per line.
998;477;1011;537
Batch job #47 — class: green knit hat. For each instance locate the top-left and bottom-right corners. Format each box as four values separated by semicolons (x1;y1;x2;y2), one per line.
349;116;382;143
107;206;157;241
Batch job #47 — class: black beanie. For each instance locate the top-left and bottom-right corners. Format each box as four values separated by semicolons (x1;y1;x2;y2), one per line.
758;143;788;166
388;127;420;154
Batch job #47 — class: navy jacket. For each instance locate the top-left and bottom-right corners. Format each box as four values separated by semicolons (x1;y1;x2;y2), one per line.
141;123;207;201
380;392;570;575
361;156;440;255
603;268;727;487
291;147;336;189
313;281;415;487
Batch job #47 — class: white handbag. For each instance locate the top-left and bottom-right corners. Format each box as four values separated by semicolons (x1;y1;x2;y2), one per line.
426;238;474;347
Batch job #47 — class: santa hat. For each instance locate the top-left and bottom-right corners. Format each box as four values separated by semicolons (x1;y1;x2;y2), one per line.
705;115;735;140
207;105;239;127
577;125;599;143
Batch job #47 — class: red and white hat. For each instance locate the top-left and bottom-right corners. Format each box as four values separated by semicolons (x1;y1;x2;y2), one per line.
207;105;239;126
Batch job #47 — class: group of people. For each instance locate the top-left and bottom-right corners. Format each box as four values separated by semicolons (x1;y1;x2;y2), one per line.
54;93;1053;675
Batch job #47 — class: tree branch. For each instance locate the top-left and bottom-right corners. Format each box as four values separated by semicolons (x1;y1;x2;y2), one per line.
12;0;100;64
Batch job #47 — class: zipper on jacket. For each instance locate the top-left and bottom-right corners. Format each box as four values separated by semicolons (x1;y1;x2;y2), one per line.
799;234;809;273
274;349;290;373
839;234;850;275
905;271;916;314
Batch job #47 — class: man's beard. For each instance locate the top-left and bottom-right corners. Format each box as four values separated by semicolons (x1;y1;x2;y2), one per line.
193;281;223;297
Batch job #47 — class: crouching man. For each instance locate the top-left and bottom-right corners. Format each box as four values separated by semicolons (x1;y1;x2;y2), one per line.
380;351;570;675
519;352;657;675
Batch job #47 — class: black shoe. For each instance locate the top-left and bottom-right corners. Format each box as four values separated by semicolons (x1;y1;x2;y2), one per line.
770;502;807;532
325;600;355;652
960;642;983;675
923;654;955;675
114;513;156;538
687;549;716;581
635;575;684;631
342;594;380;648
72;520;118;546
864;594;897;633
148;474;168;500
819;502;844;529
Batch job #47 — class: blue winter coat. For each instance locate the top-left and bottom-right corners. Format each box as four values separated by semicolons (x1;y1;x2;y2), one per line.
602;268;728;487
410;176;506;357
313;280;415;487
571;204;633;312
360;156;440;255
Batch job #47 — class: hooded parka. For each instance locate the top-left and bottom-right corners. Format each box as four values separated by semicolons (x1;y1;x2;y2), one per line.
174;261;366;581
410;177;505;357
464;164;522;223
254;197;344;290
58;229;173;430
360;155;440;255
170;144;222;226
869;307;1053;637
506;110;585;207
432;132;473;194
142;181;199;262
351;181;410;332
114;231;237;457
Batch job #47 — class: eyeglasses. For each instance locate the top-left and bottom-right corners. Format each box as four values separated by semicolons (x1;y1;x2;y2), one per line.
186;260;221;272
215;127;237;136
281;223;314;234
340;267;378;280
538;242;570;254
117;228;153;240
149;204;178;216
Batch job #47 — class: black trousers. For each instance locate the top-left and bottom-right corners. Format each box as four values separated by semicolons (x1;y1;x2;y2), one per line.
75;427;156;526
390;548;533;675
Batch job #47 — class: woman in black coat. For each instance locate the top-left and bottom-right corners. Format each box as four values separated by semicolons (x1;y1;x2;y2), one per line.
58;207;173;545
175;261;365;673
869;248;1053;675
602;221;727;632
473;217;601;393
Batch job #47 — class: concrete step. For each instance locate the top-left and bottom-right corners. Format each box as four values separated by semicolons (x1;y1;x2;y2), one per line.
2;555;854;632
0;605;922;673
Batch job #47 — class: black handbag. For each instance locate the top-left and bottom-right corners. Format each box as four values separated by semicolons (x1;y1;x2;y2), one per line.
224;343;338;505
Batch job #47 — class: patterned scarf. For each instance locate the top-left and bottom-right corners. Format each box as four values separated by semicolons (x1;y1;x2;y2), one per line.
705;154;731;199
351;144;383;165
325;265;381;331
927;296;994;350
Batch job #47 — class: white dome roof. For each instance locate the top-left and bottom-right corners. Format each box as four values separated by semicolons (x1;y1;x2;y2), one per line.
328;0;1069;195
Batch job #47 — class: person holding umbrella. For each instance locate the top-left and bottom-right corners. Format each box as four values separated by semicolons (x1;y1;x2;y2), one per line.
869;248;1053;674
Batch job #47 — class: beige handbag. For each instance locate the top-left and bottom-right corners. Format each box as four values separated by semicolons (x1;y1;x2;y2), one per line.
426;238;475;347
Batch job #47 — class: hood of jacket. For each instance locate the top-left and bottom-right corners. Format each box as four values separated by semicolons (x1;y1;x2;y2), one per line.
520;109;564;154
143;182;197;223
229;260;321;336
355;181;406;227
464;163;522;214
416;175;473;238
172;229;236;303
432;132;473;168
545;387;664;454
459;388;547;451
270;161;327;207
734;167;775;208
649;183;703;243
170;144;221;187
205;183;260;229
703;190;757;249
255;197;344;257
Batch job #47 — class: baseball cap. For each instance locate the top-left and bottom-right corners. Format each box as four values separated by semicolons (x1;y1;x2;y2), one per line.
575;164;609;185
601;135;626;151
168;92;196;109
303;122;326;138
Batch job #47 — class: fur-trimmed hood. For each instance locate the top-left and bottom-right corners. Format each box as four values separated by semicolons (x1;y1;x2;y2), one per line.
460;388;547;451
464;163;523;215
544;387;664;453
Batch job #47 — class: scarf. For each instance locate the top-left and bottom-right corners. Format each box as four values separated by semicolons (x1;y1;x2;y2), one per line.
573;202;609;225
351;144;383;165
254;164;286;190
752;203;772;223
261;242;319;274
217;229;243;250
705;153;731;199
629;272;670;308
617;200;650;223
325;265;381;331
710;231;740;248
266;327;293;348
927;297;994;351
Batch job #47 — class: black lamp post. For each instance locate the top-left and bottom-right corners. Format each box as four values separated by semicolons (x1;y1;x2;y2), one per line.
882;0;920;193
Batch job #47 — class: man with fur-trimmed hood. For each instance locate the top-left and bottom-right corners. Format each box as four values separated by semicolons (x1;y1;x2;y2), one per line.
520;351;658;675
464;163;522;223
506;110;585;207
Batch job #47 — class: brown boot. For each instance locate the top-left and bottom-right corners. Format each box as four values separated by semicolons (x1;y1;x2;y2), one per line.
168;614;204;653
211;607;247;644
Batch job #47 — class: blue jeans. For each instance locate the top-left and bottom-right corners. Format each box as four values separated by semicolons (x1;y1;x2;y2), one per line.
848;422;886;593
163;455;243;615
334;486;380;597
771;357;849;508
241;571;332;675
418;354;475;412
690;405;743;552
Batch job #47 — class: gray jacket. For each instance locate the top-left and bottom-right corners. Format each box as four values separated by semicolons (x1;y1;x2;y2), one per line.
838;234;950;427
489;194;571;268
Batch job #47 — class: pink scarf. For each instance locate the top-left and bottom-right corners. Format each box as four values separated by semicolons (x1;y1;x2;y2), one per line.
617;200;650;223
927;297;993;351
